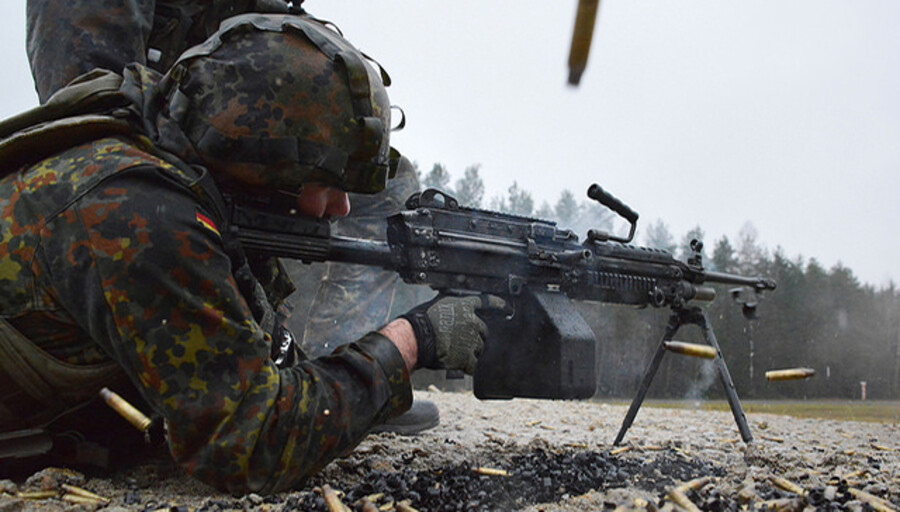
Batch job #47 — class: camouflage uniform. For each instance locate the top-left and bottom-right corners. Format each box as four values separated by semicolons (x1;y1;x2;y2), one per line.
26;0;260;101
25;0;420;359
0;14;417;492
0;123;412;494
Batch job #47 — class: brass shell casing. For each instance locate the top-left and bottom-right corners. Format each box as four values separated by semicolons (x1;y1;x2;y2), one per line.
663;341;717;359
99;387;151;432
765;368;816;382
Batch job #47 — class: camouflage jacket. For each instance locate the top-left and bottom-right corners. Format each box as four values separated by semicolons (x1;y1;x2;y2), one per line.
0;135;412;493
27;0;298;103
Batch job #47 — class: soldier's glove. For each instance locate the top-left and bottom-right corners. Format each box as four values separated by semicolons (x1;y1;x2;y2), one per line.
401;294;507;374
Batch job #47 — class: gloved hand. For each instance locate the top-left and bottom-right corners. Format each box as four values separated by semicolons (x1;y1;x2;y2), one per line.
400;294;507;374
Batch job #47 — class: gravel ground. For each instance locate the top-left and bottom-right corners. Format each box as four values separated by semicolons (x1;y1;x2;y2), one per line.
3;389;898;511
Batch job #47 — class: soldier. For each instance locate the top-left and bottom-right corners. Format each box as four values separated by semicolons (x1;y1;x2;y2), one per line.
25;0;438;432
0;14;499;492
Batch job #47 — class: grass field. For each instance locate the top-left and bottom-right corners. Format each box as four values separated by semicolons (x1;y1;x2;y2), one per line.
614;399;900;423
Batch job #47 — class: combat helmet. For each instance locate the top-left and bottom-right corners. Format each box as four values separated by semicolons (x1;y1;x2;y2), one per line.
160;13;396;198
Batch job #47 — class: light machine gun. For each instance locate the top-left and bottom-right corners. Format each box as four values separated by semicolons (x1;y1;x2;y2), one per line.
232;185;776;443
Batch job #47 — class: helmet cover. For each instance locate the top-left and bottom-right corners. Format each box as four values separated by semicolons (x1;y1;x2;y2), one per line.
163;14;394;196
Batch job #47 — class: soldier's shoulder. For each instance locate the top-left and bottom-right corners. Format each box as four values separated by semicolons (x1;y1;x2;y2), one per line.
81;136;182;172
55;135;200;185
6;135;204;210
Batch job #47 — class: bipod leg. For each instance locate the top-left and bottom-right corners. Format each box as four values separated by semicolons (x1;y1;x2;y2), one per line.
695;310;753;443
613;312;682;446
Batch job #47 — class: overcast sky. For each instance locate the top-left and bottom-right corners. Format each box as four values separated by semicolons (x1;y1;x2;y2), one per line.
1;1;898;287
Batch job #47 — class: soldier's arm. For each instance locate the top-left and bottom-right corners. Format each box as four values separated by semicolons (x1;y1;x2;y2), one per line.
378;319;417;373
27;0;283;102
45;165;412;493
26;0;156;102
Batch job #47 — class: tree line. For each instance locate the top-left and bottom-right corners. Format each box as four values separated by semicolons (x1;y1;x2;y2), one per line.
402;162;900;400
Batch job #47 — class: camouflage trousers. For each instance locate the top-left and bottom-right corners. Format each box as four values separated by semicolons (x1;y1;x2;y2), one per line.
285;159;420;358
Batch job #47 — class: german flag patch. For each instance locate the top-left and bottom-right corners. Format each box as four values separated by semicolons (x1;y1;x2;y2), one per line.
196;211;220;237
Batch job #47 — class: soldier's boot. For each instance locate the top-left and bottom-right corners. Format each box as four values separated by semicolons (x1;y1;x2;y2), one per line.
370;399;439;435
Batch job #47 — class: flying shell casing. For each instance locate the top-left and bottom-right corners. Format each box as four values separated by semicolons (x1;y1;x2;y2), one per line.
567;0;600;85
99;387;151;432
663;341;717;359
765;368;816;382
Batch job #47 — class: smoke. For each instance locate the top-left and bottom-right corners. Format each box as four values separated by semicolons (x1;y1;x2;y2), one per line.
685;360;717;402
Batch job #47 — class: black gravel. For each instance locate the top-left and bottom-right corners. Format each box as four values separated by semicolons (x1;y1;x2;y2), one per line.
182;447;898;512
218;447;727;512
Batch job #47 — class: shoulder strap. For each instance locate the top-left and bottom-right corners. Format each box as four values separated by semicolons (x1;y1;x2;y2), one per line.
0;115;140;177
0;69;128;140
0;69;136;178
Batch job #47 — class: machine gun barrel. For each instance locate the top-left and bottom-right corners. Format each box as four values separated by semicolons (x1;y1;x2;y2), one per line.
230;200;395;268
235;224;393;268
329;236;393;267
702;270;777;291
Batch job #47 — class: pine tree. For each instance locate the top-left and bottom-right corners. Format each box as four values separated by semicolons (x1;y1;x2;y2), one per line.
711;236;738;273
554;189;579;226
506;181;534;216
454;164;484;208
489;194;507;212
736;222;767;275
423;163;451;192
535;200;554;219
642;219;677;254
